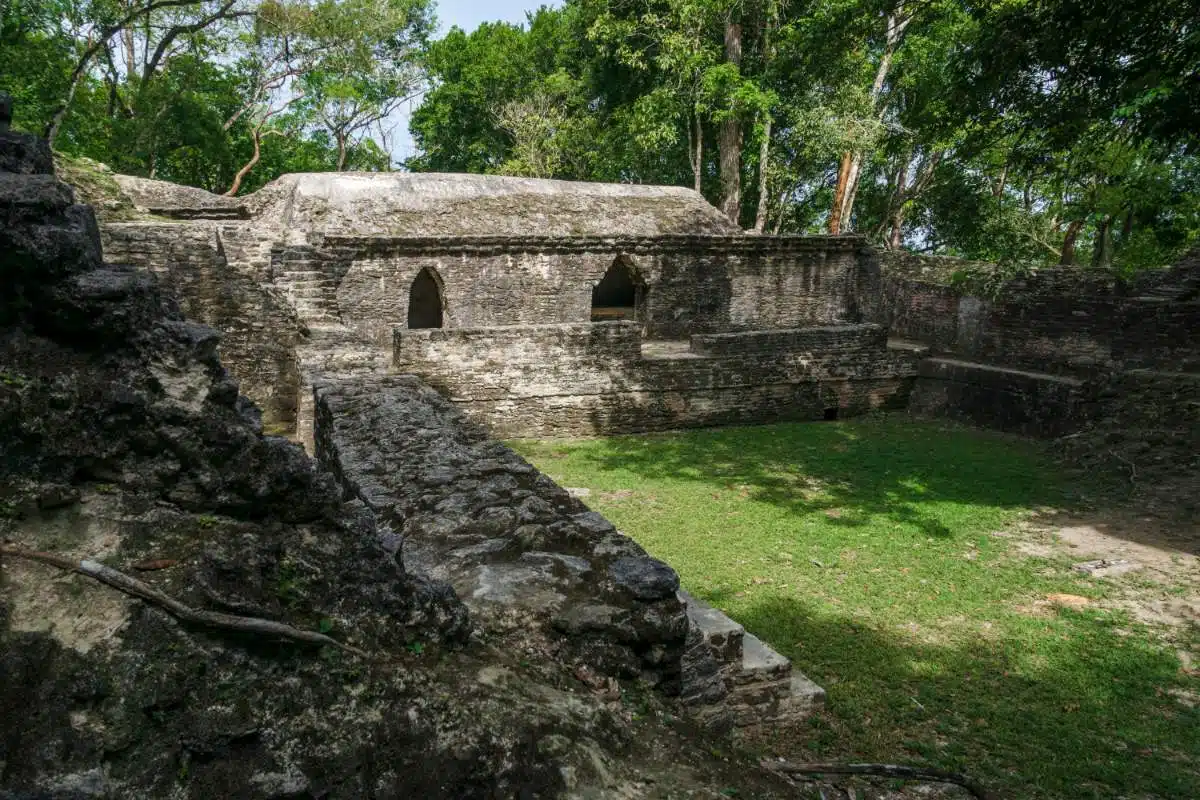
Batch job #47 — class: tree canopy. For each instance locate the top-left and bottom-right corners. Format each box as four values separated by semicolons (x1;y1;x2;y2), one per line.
3;0;1196;269
410;0;1199;271
1;0;433;194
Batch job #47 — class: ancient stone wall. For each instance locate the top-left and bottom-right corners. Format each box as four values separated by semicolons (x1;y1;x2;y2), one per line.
907;358;1094;438
393;321;914;438
874;250;1200;444
101;222;301;428
872;251;1200;374
320;235;871;343
312;375;694;688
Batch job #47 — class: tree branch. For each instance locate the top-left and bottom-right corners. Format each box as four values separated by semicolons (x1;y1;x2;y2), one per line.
763;760;997;800
142;0;249;82
0;543;368;659
45;0;218;142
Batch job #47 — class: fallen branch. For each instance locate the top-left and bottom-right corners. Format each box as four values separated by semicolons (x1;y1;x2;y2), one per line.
0;544;368;658
1109;449;1138;484
763;759;997;800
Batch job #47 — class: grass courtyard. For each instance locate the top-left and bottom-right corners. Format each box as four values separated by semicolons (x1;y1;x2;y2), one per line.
511;417;1199;799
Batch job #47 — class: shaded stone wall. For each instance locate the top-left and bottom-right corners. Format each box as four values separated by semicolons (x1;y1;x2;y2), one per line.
101;222;301;428
874;250;1200;445
311;235;871;343
393;322;914;438
907;358;1094;438
871;251;1200;376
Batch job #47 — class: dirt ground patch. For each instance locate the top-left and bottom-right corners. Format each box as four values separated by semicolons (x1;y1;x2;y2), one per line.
1020;509;1200;628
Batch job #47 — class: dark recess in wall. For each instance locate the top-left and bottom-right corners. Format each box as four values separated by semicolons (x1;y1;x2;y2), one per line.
408;267;445;329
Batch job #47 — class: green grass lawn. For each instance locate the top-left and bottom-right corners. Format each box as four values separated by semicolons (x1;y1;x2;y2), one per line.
511;417;1199;799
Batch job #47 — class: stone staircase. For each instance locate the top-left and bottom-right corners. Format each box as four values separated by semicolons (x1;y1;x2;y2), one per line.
215;225;275;281
274;269;342;326
682;591;825;727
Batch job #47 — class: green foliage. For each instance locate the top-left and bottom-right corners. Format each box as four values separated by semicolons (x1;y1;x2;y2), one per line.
0;0;432;193
408;0;1199;271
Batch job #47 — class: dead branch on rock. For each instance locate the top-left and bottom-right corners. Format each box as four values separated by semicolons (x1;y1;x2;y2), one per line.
763;759;997;800
1110;449;1138;484
0;544;368;658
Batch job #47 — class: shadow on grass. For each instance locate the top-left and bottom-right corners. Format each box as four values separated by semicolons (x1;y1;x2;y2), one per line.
732;593;1199;800
544;415;1200;555
563;416;1067;539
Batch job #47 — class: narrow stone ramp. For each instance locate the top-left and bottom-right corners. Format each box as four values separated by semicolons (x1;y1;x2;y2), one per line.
682;591;826;727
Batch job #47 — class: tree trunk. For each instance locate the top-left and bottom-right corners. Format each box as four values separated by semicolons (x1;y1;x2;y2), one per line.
718;18;743;224
336;132;348;171
884;159;909;249
225;127;264;196
887;209;905;249
829;152;853;234
1060;219;1085;265
688;111;703;194
828;7;909;236
754;114;771;233
1091;215;1114;268
840;152;864;230
122;26;137;79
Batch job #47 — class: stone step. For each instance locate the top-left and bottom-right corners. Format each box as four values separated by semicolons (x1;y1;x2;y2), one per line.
680;591;824;728
680;590;744;670
728;633;814;727
735;632;791;683
288;285;334;298
278;270;329;280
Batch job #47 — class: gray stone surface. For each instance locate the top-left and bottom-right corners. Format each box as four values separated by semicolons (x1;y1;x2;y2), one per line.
112;173;248;218
609;556;681;601
394;321;915;438
249;171;741;237
312;375;692;686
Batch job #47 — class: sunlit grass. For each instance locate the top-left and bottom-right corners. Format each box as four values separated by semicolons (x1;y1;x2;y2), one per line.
512;417;1199;799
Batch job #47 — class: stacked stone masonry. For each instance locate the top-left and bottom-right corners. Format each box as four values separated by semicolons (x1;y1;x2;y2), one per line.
872;250;1200;447
393;321;913;438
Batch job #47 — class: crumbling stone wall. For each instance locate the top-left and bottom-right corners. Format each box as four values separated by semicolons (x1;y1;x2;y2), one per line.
870;250;1200;377
312;375;701;690
101;222;301;428
880;248;1200;509
393;321;914;437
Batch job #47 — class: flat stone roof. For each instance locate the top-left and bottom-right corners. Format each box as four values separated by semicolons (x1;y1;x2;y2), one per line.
248;172;742;238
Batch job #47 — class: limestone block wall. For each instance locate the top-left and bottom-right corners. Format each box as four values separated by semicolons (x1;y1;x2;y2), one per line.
314;235;873;343
101;222;301;428
907;358;1095;438
393;322;914;438
870;260;1120;375
872;250;1200;441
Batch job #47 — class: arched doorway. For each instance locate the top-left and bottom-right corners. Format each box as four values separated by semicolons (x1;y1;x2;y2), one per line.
407;268;444;329
591;255;644;322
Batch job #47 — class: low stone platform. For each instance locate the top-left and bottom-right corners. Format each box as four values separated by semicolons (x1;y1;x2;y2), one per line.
394;322;917;438
682;591;826;727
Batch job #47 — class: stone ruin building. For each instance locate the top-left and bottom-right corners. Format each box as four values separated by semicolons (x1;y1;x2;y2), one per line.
82;161;1200;727
2;92;1197;795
